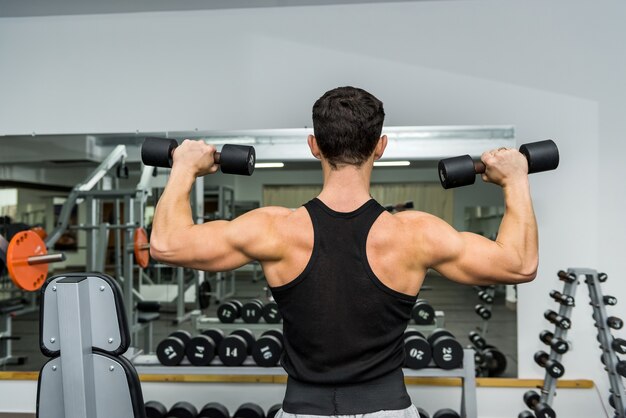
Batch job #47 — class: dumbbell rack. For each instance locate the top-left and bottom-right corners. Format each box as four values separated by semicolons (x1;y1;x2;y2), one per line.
192;312;446;334
577;268;626;418
134;348;477;418
527;268;579;414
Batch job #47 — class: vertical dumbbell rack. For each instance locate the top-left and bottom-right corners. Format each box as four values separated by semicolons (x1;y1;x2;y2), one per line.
474;286;495;337
576;268;626;418
522;269;579;416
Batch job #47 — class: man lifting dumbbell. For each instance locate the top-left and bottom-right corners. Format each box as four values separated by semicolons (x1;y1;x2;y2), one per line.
150;86;543;417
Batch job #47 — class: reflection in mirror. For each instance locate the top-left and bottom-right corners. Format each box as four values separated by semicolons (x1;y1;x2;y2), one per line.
0;126;515;377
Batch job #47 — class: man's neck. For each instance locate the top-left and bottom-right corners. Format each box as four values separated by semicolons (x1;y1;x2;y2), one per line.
317;162;373;212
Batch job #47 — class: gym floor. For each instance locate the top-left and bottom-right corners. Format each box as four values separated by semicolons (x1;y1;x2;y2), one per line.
4;272;517;377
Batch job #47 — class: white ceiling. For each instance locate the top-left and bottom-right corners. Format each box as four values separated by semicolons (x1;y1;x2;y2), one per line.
0;0;445;18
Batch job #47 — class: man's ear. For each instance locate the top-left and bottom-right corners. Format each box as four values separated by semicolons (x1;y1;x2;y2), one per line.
308;135;322;160
373;135;388;160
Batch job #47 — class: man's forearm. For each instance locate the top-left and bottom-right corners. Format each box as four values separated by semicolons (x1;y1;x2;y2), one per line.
496;179;538;277
151;168;197;252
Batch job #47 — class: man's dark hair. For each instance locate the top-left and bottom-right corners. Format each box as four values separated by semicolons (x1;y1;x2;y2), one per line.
312;86;385;168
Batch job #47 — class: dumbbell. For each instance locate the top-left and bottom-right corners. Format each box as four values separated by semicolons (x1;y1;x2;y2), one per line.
557;270;576;283
262;301;282;323
416;408;430;418
432;408;460;418
604;295;618;306
468;331;487;350
544;310;571;330
404;329;432;369
218;329;256;366
534;351;565;378
601;354;626;378
242;299;265;323
427;329;464;370
234;402;266;418
482;345;507;377
607;316;624;330
598;272;608;282
252;329;284;367
412;299;435;325
475;304;492;320
267;404;282;418
168;401;198;418
198;402;230;418
477;289;494;304
141;137;255;176
145;401;168;418
156;330;192;366
217;300;244;323
185;328;225;366
539;330;571;355
522;390;556;418
549;290;574;306
437;140;559;189
612;337;626;354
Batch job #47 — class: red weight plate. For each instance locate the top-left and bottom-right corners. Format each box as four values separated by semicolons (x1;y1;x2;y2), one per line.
134;227;150;269
7;230;48;291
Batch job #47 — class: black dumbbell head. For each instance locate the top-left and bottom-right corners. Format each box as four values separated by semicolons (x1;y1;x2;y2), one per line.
142;137;178;168
242;299;264;324
217;301;240;323
416;407;430;418
169;330;192;346
145;401;168;418
599;272;608;282
604;295;618;306
608;316;624;330
169;401;198;418
438;155;476;189
404;335;432;369
185;334;217;366
412;299;435;325
231;329;256;354
252;334;283;367
616;360;626;378
267;404;282;418
262;329;284;345
523;390;540;408
518;411;534;418
519;140;559;174
483;347;507;377
262;301;282;323
218;334;248;366
468;331;486;349
612;338;626;354
432;408;460;418
156;336;186;366
219;144;256;176
234;402;266;418
428;329;463;370
202;328;225;348
534;403;556;418
198;402;230;418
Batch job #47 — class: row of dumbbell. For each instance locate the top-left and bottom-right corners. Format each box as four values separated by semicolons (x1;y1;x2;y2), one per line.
217;300;282;324
157;328;283;367
468;332;507;377
544;308;623;331
474;285;495;304
145;401;280;418
145;401;462;418
404;328;464;370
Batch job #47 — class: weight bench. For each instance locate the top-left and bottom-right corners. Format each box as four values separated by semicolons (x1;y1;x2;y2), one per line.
37;273;146;418
0;299;26;367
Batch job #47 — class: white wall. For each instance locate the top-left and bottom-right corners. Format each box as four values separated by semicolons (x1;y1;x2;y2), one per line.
1;0;624;414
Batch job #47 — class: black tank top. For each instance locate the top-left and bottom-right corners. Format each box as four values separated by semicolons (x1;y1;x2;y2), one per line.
270;198;417;385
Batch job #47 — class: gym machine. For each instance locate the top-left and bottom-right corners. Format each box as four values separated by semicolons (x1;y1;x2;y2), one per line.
37;273;146;417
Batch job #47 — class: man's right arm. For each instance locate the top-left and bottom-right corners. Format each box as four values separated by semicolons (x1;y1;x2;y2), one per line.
407;149;539;286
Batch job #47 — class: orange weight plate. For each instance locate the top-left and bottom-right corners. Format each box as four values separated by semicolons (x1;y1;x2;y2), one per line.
134;227;150;269
7;230;48;291
30;226;48;240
